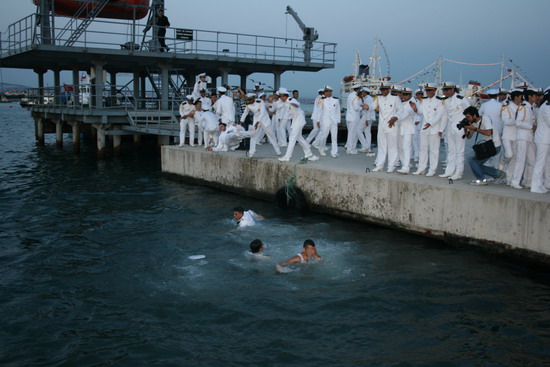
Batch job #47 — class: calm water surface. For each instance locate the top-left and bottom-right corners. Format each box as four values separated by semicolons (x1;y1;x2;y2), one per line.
1;103;549;366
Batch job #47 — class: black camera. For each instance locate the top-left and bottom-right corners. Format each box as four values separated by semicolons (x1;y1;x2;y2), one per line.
456;118;470;130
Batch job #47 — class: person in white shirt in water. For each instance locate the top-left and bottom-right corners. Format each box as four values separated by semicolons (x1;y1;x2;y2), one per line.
233;206;263;228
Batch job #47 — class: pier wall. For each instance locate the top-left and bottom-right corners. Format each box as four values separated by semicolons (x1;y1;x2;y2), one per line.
162;147;550;262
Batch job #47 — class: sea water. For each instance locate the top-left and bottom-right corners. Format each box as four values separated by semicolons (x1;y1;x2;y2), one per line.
1;103;549;366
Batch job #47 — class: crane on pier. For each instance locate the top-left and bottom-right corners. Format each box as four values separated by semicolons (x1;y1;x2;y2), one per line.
285;6;319;63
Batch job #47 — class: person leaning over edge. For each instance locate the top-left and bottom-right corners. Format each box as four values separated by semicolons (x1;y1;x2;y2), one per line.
462;106;505;186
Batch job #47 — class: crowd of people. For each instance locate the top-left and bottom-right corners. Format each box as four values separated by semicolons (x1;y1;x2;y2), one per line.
177;72;550;194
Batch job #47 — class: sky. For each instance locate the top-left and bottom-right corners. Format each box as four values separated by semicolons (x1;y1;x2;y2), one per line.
1;0;549;97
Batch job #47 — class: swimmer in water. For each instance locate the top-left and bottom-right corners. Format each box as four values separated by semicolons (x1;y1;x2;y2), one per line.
248;239;269;259
275;239;322;273
233;206;264;228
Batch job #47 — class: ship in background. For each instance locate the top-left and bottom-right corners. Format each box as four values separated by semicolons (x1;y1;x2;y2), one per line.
341;39;536;106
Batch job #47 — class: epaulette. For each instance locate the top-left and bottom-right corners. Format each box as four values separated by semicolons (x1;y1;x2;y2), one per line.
456;95;464;99
436;96;447;100
255;99;261;103
334;97;338;100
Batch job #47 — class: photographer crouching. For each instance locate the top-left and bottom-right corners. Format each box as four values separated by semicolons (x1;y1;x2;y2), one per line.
461;106;505;186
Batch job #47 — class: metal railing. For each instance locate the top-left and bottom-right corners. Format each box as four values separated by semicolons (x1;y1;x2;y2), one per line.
2;13;337;65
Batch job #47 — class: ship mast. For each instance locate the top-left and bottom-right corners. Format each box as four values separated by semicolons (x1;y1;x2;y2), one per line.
369;39;381;82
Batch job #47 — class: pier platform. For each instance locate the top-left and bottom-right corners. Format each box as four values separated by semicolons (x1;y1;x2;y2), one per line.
162;144;550;263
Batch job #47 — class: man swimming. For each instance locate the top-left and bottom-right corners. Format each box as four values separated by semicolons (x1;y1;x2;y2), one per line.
275;239;322;273
233;206;264;228
248;239;270;260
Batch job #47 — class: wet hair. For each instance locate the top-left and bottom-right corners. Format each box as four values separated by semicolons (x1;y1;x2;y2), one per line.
250;239;263;253
233;206;244;214
463;106;479;118
303;239;315;248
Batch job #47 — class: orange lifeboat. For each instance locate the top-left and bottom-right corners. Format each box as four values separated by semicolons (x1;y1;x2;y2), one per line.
33;0;150;20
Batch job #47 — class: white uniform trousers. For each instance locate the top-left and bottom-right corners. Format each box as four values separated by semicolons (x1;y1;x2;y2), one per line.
203;129;219;147
442;133;466;177
375;130;399;169
276;118;288;146
417;134;440;173
522;142;536;187
397;133;403;166
400;134;414;171
282;120;313;159
412;122;421;160
357;118;373;151
249;123;281;157
306;122;320;144
345;118;359;152
531;143;550;193
511;140;535;187
179;118;195;146
317;121;339;156
501;139;516;184
374;124;386;167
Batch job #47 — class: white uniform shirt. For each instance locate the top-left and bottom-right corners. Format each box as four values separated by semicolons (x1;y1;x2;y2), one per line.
240;100;272;127
500;101;518;141
534;102;550;145
274;98;291;121
444;94;471;136
200;97;212;111
479;98;504;136
345;91;363;121
472;115;501;147
311;95;323;122
515;102;536;142
179;102;195;121
192;80;207;100
195;111;219;132
399;99;417;135
418;96;445;135
371;94;403;133
319;96;341;125
215;95;236;124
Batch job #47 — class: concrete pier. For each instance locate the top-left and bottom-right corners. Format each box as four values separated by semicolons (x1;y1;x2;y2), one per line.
162;145;550;263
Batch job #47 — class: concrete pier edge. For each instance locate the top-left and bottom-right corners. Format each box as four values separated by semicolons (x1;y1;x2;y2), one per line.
162;146;550;265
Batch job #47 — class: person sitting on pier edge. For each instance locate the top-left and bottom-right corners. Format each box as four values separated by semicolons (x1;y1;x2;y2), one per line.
461;106;505;186
275;239;322;273
155;9;170;52
233;207;264;228
278;99;319;162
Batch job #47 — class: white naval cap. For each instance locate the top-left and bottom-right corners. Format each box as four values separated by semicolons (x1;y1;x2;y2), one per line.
498;88;509;94
289;98;300;107
351;83;362;89
317;88;325;93
424;82;438;90
258;92;266;98
193;98;202;104
246;92;256;99
441;81;456;89
379;82;391;89
545;86;550;94
186;94;194;99
217;86;227;93
324;85;333;91
414;88;423;94
392;85;404;91
361;87;372;93
277;88;290;95
510;88;524;94
401;87;412;94
198;72;207;78
486;89;499;95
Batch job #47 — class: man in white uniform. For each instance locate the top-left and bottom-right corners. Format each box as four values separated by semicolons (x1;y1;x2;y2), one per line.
397;88;417;174
371;82;403;172
531;87;550;193
215;86;235;125
438;82;470;180
413;83;446;176
345;84;365;154
357;87;376;155
500;89;522;184
306;88;325;144
273;88;291;147
278;99;319;162
479;89;504;170
192;100;220;147
510;89;537;189
207;122;247;152
412;89;424;162
314;86;341;158
192;73;208;100
178;94;196;146
240;93;281;158
233;206;263;228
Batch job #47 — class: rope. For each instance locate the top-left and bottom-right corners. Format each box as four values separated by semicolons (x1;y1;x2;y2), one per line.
397;61;438;85
443;58;502;66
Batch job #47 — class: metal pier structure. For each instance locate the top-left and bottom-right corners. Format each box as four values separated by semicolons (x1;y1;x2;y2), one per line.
0;0;336;157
